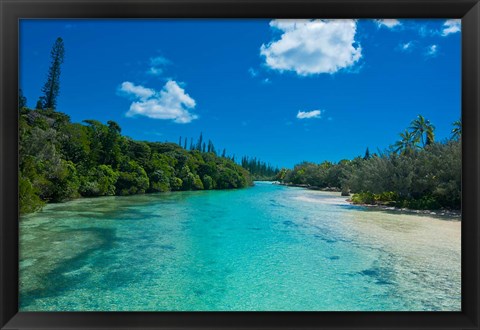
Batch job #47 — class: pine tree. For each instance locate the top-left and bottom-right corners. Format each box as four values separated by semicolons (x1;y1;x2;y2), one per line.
240;156;279;179
184;139;187;149
35;99;43;110
364;147;371;160
209;140;216;154
196;132;203;151
40;37;65;110
18;89;27;109
179;136;182;147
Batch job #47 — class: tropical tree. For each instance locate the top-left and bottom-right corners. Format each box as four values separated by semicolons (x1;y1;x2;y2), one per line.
39;37;65;110
35;99;43;110
363;147;371;160
393;130;419;155
196;132;203;151
425;124;435;146
18;89;27;109
451;120;462;140
410;115;435;147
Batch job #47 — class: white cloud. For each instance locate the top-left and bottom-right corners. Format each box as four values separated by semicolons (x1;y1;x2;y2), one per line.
442;19;461;36
402;42;412;50
297;110;322;119
398;41;414;52
148;67;163;76
248;67;258;77
150;56;170;66
260;19;362;75
418;25;438;37
426;44;438;57
148;56;171;76
120;80;198;124
375;19;401;29
120;82;155;100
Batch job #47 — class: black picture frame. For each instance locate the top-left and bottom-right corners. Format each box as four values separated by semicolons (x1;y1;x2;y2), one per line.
1;0;479;329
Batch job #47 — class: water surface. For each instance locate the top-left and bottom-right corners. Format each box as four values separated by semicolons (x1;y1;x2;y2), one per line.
20;182;461;311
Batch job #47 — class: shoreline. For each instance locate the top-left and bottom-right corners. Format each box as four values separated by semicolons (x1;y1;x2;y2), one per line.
277;182;461;218
276;182;341;192
21;184;256;217
347;201;461;218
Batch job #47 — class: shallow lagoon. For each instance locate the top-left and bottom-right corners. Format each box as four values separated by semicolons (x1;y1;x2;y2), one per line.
19;182;461;311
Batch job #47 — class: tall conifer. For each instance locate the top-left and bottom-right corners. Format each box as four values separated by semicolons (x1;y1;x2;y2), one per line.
40;37;65;110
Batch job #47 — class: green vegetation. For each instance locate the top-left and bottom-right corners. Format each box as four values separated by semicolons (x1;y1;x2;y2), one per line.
19;37;254;215
278;116;461;210
19;37;461;215
37;37;65;110
19;108;253;215
240;157;279;180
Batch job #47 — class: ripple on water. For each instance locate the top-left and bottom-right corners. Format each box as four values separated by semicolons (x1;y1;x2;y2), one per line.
19;184;461;311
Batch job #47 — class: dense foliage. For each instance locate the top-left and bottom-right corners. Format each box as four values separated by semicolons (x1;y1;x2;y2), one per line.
20;38;460;214
277;116;461;210
19;108;253;215
240;157;279;180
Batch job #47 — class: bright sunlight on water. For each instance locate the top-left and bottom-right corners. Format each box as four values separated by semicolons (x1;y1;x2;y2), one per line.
19;182;461;311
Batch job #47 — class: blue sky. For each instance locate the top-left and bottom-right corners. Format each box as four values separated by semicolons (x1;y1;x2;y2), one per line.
20;19;461;168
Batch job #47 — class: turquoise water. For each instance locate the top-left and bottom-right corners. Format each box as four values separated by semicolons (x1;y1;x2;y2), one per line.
19;182;461;311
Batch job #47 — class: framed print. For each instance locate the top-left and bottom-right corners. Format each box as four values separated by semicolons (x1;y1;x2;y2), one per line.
1;0;479;329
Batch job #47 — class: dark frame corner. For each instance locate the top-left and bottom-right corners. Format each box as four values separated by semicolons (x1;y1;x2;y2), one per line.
1;0;479;329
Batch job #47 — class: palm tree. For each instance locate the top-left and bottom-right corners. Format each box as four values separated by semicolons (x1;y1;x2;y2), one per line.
451;120;462;140
393;130;419;155
425;124;435;146
410;115;435;147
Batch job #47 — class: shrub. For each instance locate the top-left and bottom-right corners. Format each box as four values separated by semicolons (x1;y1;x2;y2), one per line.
19;176;45;214
351;192;375;204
